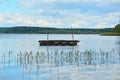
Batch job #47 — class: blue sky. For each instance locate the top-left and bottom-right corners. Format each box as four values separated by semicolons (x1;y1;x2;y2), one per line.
0;0;120;28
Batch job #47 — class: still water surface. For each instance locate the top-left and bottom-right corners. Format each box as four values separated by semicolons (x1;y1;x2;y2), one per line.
0;34;119;51
0;34;120;80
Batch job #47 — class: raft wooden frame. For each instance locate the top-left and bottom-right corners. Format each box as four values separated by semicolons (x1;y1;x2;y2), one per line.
38;40;79;46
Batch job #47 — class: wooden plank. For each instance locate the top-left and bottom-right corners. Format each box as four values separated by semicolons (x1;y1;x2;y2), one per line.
38;40;79;46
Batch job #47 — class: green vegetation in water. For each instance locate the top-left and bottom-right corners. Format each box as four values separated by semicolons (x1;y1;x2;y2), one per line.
1;49;119;69
101;24;120;36
0;49;119;80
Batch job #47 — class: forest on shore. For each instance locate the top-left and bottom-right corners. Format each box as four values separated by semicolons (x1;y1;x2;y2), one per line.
0;26;113;34
101;24;120;36
0;24;119;34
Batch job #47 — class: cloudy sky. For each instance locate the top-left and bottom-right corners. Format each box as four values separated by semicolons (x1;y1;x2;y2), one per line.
0;0;120;28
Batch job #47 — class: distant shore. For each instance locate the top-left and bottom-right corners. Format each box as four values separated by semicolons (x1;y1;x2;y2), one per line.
101;32;120;36
0;27;113;34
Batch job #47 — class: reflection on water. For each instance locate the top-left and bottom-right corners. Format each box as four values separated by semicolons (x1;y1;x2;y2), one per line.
0;34;119;52
0;34;120;80
0;49;120;80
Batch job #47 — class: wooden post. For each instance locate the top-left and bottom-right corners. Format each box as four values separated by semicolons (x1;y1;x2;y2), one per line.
47;33;49;41
71;26;74;41
47;31;49;45
46;31;49;41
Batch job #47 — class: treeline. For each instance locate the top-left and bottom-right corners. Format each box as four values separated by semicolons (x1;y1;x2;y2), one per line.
0;26;114;34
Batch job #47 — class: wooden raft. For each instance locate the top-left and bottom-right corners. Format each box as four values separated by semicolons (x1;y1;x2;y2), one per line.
38;40;79;46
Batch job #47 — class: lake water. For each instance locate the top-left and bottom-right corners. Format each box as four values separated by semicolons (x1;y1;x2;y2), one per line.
0;34;119;52
0;34;120;80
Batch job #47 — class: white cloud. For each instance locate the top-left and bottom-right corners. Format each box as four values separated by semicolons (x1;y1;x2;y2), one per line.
18;0;38;8
66;11;120;28
71;21;88;27
36;19;49;26
0;13;62;27
4;13;34;25
0;13;34;26
96;22;109;28
50;21;62;27
105;12;120;22
0;14;4;22
95;21;115;29
0;6;120;28
95;12;120;28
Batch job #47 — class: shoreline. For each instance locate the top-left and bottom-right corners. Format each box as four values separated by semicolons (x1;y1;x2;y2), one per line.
101;32;120;36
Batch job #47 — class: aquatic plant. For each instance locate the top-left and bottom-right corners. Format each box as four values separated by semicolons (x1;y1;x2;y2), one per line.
0;49;119;79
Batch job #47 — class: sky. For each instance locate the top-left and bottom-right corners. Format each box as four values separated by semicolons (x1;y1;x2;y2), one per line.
0;0;120;28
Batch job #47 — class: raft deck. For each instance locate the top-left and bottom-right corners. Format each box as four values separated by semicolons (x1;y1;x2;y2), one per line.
38;40;79;46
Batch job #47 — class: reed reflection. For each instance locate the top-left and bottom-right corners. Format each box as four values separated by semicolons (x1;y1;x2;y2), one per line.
0;49;119;80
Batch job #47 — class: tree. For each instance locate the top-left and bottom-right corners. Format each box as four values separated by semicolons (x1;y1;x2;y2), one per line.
114;24;120;32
